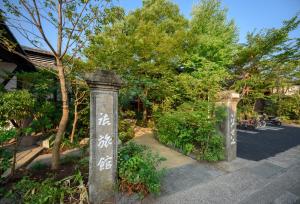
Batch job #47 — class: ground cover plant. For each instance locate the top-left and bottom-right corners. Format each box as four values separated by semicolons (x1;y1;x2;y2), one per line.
1;142;166;202
0;154;89;204
118;142;166;197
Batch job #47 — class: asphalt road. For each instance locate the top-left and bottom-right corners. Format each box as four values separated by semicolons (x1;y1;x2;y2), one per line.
237;125;300;161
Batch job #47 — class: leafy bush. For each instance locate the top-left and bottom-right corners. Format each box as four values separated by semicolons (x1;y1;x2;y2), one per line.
118;142;165;197
0;148;12;176
156;102;225;161
78;157;89;168
60;137;80;150
31;101;60;133
0;127;16;177
277;95;300;120
0;90;35;123
119;119;135;143
0;128;16;145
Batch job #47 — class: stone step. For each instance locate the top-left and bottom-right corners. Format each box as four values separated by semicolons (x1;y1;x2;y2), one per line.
1;146;44;178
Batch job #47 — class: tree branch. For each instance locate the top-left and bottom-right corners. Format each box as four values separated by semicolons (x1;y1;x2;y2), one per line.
61;0;89;58
56;0;63;56
20;0;57;56
6;22;44;42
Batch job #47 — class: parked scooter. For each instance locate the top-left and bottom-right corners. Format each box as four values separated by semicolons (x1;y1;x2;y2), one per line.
266;116;282;126
238;119;256;130
256;115;267;128
238;116;266;130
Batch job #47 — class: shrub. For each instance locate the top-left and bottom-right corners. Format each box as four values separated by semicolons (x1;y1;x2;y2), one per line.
118;142;165;198
0;128;17;145
0;148;12;176
0;128;16;178
0;90;35;122
78;157;89;168
119;119;135;143
156;102;225;161
31;101;59;133
60;137;80;150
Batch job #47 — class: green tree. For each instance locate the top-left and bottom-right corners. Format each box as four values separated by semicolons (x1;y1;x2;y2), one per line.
1;0;114;169
86;0;188;124
165;0;237;114
17;70;60;133
231;16;300;116
66;59;89;143
189;0;237;68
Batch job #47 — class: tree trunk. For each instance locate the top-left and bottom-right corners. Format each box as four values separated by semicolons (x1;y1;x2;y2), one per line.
142;89;148;125
143;107;147;125
11;143;17;177
11;130;21;176
70;102;78;143
137;97;141;113
52;59;69;170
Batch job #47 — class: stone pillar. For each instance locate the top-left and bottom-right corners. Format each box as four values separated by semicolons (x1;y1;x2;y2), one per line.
217;91;240;162
85;70;122;204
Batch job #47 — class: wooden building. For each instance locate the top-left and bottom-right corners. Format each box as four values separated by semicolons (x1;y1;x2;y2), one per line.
0;20;55;91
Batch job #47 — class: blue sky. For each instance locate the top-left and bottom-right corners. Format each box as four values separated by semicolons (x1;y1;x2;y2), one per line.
117;0;300;43
8;0;300;49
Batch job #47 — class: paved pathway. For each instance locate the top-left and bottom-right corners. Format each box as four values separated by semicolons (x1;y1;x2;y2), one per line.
134;128;196;169
122;127;300;204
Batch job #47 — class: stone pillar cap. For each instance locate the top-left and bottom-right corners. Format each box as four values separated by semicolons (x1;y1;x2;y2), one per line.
219;90;240;100
85;70;122;89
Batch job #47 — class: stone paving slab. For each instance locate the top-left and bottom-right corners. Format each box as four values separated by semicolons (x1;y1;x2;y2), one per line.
239;163;300;204
145;168;266;204
128;129;300;204
244;161;286;179
213;157;257;173
160;163;224;196
266;145;300;168
289;181;300;197
144;162;300;204
273;191;299;204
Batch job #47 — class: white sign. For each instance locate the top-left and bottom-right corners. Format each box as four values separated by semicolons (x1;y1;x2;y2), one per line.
98;113;111;126
230;113;236;145
97;156;113;171
97;134;112;148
